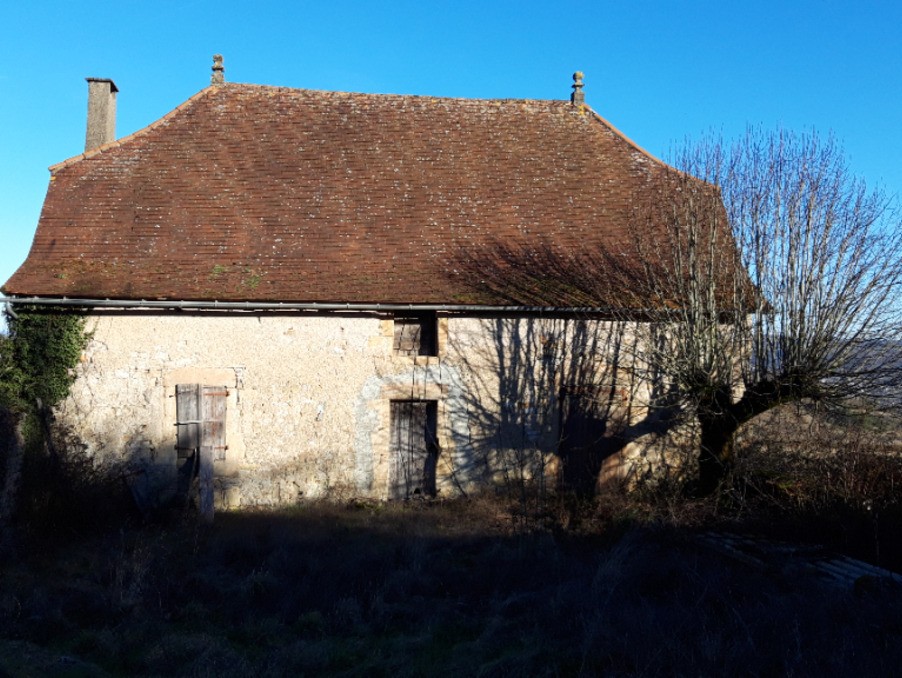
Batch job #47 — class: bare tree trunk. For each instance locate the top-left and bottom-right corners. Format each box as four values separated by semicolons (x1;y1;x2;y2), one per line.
694;387;740;495
694;382;795;495
35;398;58;464
696;413;738;495
0;408;25;556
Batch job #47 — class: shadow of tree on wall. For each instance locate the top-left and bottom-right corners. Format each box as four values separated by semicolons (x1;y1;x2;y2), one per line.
446;239;687;495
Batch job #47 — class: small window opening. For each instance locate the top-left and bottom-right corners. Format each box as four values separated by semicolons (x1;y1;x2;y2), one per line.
393;311;438;356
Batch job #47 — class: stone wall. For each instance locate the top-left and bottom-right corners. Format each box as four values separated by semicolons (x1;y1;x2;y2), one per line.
58;312;681;507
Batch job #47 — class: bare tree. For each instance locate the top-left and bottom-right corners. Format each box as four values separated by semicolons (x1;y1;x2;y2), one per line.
444;129;901;496
636;128;902;493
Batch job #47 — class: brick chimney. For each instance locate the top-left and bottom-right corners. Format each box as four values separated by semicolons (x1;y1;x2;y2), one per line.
85;78;118;151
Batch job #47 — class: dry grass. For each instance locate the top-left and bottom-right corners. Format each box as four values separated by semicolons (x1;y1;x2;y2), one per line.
3;405;902;675
723;403;902;570
1;490;902;676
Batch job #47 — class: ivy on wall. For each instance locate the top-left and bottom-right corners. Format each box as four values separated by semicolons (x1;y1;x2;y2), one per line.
0;306;90;413
0;308;117;541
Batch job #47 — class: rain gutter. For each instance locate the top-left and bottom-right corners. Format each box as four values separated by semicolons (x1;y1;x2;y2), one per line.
3;296;624;316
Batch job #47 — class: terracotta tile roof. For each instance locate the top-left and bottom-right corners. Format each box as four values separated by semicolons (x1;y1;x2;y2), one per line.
3;82;725;307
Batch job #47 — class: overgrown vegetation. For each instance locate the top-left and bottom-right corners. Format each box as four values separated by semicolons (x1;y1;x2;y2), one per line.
726;404;902;568
1;492;901;675
0;333;22;413
2;402;902;675
0;306;96;549
0;306;89;413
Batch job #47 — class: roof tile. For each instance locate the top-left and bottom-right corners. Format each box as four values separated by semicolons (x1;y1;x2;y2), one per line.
5;82;721;307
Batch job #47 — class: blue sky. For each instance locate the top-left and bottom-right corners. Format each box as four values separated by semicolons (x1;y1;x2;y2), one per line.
1;0;900;312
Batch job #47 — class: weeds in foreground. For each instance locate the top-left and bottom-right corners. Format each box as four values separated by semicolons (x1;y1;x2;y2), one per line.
1;492;902;676
3;402;902;675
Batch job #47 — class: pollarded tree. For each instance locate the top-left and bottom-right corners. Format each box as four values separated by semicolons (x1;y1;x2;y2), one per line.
638;128;902;494
446;128;901;495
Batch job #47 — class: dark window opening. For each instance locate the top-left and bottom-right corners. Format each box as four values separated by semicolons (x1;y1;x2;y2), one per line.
390;399;439;498
393;312;438;356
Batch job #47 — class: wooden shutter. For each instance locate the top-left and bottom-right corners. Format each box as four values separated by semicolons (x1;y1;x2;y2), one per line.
175;384;201;458
200;387;228;523
175;384;228;522
175;384;201;498
201;387;228;462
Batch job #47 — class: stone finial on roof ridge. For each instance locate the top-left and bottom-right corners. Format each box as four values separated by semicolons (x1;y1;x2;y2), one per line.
212;54;225;86
571;71;585;106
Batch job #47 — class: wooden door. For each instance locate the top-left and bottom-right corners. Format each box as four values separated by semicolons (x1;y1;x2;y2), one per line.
390;400;438;498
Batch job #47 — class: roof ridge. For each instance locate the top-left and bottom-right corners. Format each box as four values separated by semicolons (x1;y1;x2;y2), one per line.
223;81;568;105
47;83;576;174
47;82;670;177
48;86;219;173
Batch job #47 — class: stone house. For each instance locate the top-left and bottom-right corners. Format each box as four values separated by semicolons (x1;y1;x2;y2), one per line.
3;58;728;508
